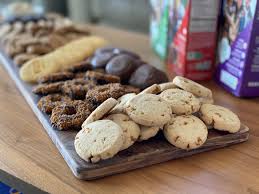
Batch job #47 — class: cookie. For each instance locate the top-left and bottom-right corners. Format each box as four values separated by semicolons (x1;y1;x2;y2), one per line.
67;60;92;73
13;53;38;67
129;64;169;89
199;104;240;133
173;76;213;99
164;115;208;150
75;120;123;163
110;93;136;114
37;94;72;114
38;71;75;83
138;125;160;141
160;88;201;115
125;93;171;126
61;79;96;100
86;83;139;104
198;97;214;105
82;98;118;127
105;54;140;82
159;82;177;92
85;70;120;85
50;100;95;130
32;81;64;95
106;113;140;150
91;52;116;69
139;84;161;95
20;36;107;82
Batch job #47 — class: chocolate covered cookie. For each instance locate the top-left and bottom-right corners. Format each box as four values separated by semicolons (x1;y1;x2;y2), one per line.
129;64;168;89
90;52;116;69
105;54;139;82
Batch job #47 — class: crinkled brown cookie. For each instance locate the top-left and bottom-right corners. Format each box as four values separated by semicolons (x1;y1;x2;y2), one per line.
67;60;92;73
37;94;72;114
32;81;64;95
61;79;96;100
38;71;75;84
50;100;95;130
86;83;139;104
85;70;120;85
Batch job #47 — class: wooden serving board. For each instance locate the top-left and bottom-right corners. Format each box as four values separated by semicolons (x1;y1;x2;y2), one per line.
0;52;249;180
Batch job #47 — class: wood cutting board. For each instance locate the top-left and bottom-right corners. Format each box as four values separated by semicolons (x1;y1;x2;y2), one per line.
0;52;249;180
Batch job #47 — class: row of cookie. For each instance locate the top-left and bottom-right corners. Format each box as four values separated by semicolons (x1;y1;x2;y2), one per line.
0;14;90;67
35;69;140;130
86;47;169;89
74;76;241;163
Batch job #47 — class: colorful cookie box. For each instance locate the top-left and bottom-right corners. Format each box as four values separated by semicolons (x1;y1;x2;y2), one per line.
167;0;220;80
150;0;170;59
215;0;259;97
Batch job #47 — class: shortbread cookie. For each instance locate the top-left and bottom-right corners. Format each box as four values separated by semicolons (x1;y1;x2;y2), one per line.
199;104;240;133
106;113;140;150
110;93;136;114
164;115;208;150
139;84;161;95
75;120;123;163
82;98;118;127
126;94;171;126
138;125;160;141
173;76;213;99
20;36;107;82
160;88;201;115
199;97;214;105
159;82;177;92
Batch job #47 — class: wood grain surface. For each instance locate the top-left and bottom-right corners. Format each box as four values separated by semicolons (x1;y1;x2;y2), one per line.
0;24;259;194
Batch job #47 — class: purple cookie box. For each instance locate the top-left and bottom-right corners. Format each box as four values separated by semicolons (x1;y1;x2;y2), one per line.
215;0;259;97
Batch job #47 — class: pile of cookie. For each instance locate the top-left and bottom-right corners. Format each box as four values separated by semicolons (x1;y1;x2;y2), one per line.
0;13;90;66
33;50;169;131
74;76;241;163
34;65;140;130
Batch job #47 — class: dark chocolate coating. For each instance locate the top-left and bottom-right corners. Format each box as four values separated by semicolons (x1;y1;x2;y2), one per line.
129;64;169;89
90;52;116;69
95;47;140;59
105;54;140;82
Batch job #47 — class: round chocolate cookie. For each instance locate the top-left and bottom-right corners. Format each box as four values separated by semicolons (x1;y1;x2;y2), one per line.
129;64;168;89
91;52;116;69
95;47;140;59
105;54;140;82
94;47;115;56
113;48;140;59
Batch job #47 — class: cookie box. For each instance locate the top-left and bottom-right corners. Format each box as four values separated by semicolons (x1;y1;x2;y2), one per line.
215;0;259;97
167;0;220;80
150;0;171;59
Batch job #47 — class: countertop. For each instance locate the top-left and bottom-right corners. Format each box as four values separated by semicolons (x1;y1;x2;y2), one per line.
0;24;259;194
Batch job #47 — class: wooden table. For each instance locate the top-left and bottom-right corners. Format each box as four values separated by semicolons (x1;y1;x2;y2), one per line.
0;24;259;194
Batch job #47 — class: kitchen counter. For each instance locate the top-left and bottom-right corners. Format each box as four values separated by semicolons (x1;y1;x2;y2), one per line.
0;24;259;194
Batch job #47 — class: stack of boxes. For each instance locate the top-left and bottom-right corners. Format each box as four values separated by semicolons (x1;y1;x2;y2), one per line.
150;0;259;97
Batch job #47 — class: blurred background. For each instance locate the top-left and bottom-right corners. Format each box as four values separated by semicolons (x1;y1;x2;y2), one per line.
0;0;150;33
